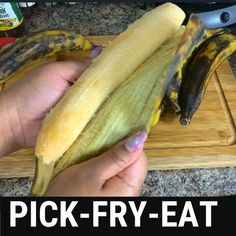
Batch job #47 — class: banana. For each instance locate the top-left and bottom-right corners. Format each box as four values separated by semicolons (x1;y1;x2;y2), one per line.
31;27;185;196
165;14;224;113
179;32;236;125
0;29;94;84
165;14;205;113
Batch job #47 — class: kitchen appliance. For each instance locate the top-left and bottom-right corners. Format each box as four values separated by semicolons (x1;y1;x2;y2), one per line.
196;5;236;28
176;2;236;28
134;1;236;28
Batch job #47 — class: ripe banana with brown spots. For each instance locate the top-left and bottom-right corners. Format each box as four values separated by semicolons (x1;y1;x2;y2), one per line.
0;29;94;84
165;14;225;114
179;32;236;125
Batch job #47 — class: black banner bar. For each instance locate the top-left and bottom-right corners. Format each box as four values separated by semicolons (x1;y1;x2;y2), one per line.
0;197;235;235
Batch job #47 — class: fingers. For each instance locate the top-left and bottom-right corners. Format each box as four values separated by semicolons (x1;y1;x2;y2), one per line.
33;44;101;85
46;132;148;197
32;59;91;85
102;151;147;196
10;59;92;104
89;131;148;182
89;45;102;59
54;59;92;83
8;59;92;95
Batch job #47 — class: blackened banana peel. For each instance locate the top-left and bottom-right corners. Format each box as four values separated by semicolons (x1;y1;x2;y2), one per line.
162;14;236;125
179;31;236;125
165;14;206;113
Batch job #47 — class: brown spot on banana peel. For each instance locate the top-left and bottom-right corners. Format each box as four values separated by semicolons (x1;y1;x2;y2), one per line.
179;33;236;125
177;14;205;57
0;29;94;84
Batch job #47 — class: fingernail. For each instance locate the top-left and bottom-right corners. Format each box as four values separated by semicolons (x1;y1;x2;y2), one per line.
89;45;102;59
124;131;147;153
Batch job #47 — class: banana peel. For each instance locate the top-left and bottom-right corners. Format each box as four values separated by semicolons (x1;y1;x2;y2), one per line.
0;29;94;85
179;32;236;125
164;14;206;113
165;14;226;114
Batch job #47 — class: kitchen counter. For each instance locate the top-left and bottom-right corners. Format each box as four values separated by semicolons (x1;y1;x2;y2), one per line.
0;2;236;196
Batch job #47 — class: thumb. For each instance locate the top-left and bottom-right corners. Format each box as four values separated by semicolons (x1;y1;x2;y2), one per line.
35;58;92;85
91;131;147;182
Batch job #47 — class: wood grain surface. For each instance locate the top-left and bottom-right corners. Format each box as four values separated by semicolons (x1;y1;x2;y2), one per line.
0;35;236;178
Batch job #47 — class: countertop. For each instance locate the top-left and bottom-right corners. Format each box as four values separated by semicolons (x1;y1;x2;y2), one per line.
0;2;236;196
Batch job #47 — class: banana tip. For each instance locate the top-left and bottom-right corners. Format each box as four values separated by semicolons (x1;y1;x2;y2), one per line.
180;117;190;126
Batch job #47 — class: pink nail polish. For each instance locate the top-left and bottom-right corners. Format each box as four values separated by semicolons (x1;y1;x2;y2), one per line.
89;45;102;59
124;131;147;153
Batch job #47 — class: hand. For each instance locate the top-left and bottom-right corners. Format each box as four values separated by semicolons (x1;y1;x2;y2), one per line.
46;132;148;196
0;59;90;153
0;55;148;196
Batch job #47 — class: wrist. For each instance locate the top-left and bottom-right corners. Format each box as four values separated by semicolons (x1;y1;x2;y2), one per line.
0;91;21;156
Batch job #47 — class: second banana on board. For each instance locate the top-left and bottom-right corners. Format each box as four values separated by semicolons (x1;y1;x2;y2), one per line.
178;31;236;125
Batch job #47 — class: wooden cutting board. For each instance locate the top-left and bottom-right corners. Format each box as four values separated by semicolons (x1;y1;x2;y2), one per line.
0;35;236;178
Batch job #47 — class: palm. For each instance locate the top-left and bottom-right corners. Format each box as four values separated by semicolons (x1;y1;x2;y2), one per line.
6;60;89;147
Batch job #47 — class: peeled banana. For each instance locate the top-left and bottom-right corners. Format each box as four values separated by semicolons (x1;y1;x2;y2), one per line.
35;3;185;166
54;29;185;175
0;29;94;84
